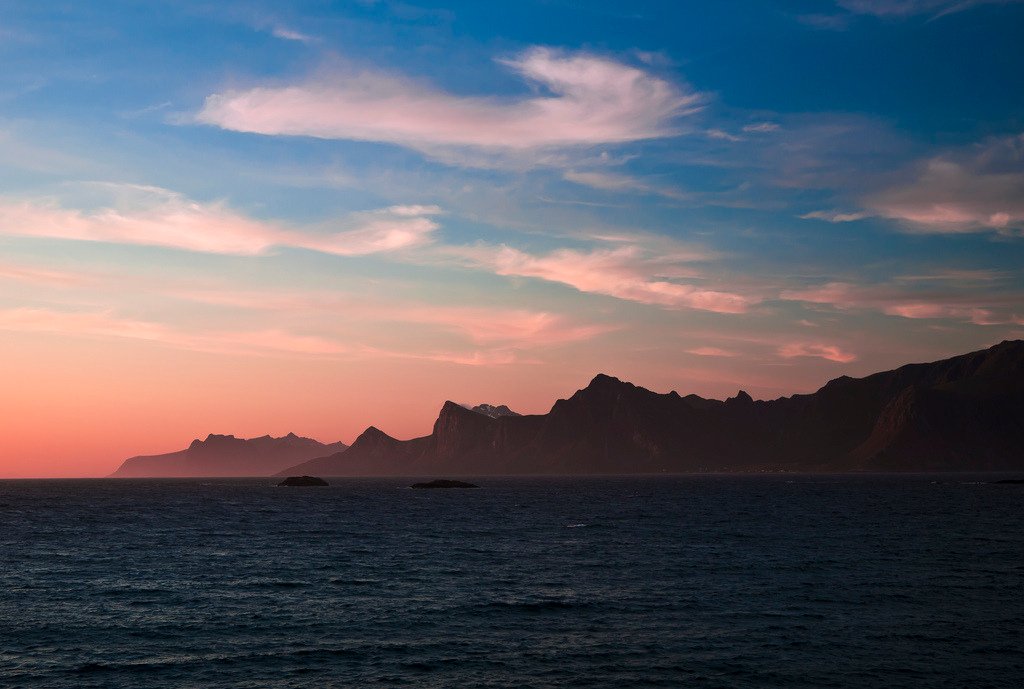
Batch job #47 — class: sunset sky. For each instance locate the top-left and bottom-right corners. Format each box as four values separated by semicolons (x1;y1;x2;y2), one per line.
2;0;1023;476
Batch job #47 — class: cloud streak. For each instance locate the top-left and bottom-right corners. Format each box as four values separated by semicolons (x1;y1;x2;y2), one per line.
864;135;1024;233
196;47;702;155
450;242;755;313
562;170;687;199
0;185;442;257
778;342;857;363
837;0;1021;17
782;279;1024;325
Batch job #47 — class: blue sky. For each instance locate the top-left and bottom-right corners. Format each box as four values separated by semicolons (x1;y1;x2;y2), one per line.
1;0;1023;474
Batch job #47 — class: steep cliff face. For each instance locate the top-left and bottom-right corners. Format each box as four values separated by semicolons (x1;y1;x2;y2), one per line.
276;340;1024;477
111;433;348;477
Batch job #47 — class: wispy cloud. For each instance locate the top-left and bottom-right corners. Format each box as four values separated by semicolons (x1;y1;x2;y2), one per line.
195;47;702;159
742;122;780;133
781;278;1024;325
686;346;738;357
863;134;1024;233
778;342;857;363
705;128;741;142
0;305;589;366
0;185;442;256
799;133;1024;233
837;0;1021;17
448;241;755;313
270;25;317;44
401;307;616;347
0;262;92;287
562;170;687;200
800;209;870;222
0;308;351;357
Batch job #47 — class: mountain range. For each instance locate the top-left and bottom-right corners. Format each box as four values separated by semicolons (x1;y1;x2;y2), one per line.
278;340;1024;476
110;433;348;477
112;340;1024;477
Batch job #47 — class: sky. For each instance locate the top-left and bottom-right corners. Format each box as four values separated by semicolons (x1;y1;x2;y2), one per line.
1;0;1023;477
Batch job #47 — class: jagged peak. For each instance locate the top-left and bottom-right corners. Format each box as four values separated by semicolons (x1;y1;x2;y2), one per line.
189;433;236;449
465;403;520;418
726;390;754;405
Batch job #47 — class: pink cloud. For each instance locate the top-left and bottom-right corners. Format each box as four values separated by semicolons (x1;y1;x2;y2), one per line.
167;286;615;349
0;187;441;256
451;243;754;313
864;135;1024;233
196;47;702;153
0;307;558;365
0;262;92;286
403;307;616;347
686;346;738;357
0;307;350;357
778;342;857;363
782;279;1024;325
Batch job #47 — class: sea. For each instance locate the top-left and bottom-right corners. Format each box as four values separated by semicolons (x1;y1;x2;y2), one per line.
1;475;1021;688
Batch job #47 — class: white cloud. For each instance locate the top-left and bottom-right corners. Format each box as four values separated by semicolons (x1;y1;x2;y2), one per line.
270;25;317;43
196;47;702;157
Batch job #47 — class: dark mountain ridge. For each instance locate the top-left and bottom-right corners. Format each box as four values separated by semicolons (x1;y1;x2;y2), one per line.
111;433;348;477
277;340;1024;476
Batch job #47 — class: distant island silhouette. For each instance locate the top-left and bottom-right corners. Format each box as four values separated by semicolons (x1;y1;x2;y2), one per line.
110;433;348;478
114;340;1024;477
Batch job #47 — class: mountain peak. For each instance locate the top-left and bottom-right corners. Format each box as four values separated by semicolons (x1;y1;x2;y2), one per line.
468;403;520;418
726;390;754;405
353;426;397;446
588;373;622;387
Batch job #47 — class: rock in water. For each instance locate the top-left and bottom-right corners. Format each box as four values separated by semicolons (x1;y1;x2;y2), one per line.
277;475;329;487
410;479;479;489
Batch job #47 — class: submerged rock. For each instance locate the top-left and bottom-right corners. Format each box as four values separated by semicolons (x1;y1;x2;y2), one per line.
410;479;479;489
993;479;1024;484
277;475;329;487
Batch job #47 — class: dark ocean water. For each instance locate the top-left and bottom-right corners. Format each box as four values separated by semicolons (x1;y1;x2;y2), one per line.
1;475;1022;688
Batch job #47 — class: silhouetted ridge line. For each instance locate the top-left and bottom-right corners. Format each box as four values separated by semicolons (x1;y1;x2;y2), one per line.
110;433;348;478
276;340;1024;476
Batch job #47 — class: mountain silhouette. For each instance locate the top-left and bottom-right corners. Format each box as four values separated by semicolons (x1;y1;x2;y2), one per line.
110;433;348;477
277;340;1024;476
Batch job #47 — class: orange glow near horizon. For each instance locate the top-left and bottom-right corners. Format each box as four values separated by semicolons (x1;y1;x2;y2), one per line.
2;322;1002;477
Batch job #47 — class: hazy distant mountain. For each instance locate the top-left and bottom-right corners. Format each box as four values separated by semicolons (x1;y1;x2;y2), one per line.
466;403;520;418
111;433;348;478
277;340;1024;476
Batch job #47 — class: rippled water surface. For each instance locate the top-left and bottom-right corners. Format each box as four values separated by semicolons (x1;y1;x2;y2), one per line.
1;475;1022;688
